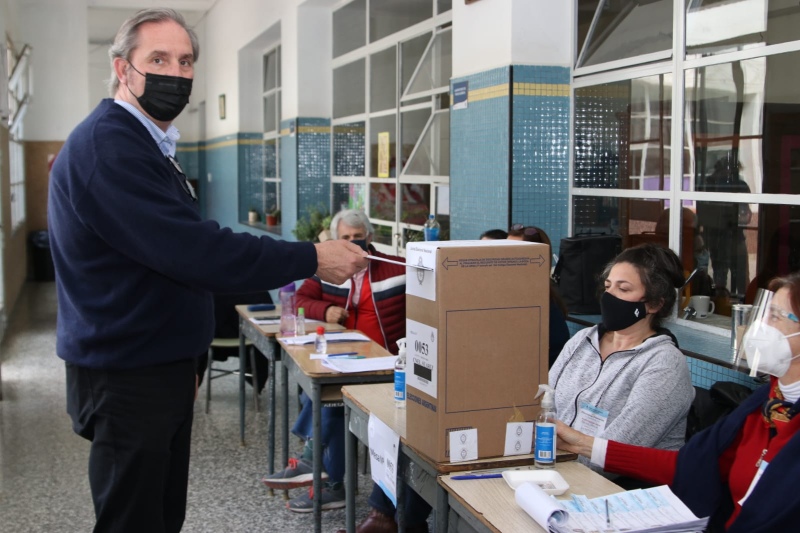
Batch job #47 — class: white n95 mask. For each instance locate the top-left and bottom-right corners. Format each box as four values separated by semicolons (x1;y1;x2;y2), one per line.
742;323;800;378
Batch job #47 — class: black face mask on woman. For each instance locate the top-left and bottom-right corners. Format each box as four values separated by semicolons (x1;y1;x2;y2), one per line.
127;62;193;122
600;291;648;331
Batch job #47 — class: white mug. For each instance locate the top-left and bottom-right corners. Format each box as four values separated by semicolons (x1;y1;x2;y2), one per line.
690;295;715;318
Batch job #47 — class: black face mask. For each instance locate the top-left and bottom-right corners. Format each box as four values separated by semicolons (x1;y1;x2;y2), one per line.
127;63;192;122
600;291;648;331
351;239;369;252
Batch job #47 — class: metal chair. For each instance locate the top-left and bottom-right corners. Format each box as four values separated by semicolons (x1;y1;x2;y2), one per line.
203;291;272;415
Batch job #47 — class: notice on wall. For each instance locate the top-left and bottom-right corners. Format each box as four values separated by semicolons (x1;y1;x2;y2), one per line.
452;81;468;110
368;413;400;506
377;131;390;178
406;319;438;399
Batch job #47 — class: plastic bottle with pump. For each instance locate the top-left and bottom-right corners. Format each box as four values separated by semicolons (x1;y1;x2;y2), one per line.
279;282;296;336
394;338;407;409
423;214;440;241
534;384;556;469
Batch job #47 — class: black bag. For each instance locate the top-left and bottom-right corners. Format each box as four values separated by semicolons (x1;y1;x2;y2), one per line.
552;234;622;314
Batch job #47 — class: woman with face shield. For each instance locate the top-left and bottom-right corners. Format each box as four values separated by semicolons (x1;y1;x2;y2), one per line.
557;272;800;532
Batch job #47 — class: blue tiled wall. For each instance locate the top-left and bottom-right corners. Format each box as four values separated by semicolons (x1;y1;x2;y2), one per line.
449;65;571;250
237;132;265;223
450;66;511;240
511;65;571;257
297;117;332;227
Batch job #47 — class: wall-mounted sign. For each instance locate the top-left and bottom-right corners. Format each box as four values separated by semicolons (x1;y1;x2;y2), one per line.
378;131;390;178
453;81;468;110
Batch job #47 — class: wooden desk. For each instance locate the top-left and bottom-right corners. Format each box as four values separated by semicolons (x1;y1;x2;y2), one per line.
235;306;344;475
341;383;578;533
440;462;623;533
278;335;393;533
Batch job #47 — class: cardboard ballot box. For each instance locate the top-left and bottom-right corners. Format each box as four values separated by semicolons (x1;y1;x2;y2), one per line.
404;240;550;463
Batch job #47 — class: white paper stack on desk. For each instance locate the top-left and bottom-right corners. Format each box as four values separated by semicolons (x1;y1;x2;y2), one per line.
515;482;708;533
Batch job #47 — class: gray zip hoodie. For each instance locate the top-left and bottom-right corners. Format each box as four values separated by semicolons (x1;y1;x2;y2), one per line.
550;325;694;473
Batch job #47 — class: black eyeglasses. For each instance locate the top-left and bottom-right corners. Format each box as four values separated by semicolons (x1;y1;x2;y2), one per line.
510;223;538;236
166;155;197;202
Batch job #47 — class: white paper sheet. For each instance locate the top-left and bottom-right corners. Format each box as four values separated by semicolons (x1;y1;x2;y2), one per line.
368;413;400;506
280;332;371;345
320;356;396;373
515;482;570;531
449;428;478;462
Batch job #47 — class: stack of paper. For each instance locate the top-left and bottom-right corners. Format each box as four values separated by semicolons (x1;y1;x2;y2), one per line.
515;483;708;533
321;356;396;373
280;332;371;345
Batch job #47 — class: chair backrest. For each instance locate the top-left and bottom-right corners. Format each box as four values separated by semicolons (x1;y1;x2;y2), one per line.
213;291;273;339
685;381;754;441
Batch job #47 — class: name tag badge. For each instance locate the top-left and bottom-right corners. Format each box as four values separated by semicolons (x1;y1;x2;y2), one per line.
738;459;769;506
573;402;609;437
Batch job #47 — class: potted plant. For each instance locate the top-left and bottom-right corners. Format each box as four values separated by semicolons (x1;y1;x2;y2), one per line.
293;204;330;242
266;205;280;226
248;207;260;223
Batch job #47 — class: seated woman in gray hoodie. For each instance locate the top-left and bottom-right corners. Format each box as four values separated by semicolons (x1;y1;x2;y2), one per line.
549;243;694;486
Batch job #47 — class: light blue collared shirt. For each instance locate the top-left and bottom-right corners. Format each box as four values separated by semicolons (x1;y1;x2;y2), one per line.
114;99;181;157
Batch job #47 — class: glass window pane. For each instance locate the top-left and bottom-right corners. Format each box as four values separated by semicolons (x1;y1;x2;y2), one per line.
400;183;431;226
574;74;672;191
334;0;366;58
263;138;278;178
264;181;279;222
333;122;366;177
372;223;394;246
401;108;431;171
401;33;431;93
437;0;452;14
334;59;365;119
264;50;277;91
370;115;396;177
406;30;452;96
687;0;800;59
370;0;431;43
404;111;449;176
333;182;366;213
264;94;277;133
370;182;396;221
577;0;672;68
371;46;397;112
684;53;800;195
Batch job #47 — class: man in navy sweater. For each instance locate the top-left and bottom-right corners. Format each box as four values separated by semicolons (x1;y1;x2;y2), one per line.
47;8;366;533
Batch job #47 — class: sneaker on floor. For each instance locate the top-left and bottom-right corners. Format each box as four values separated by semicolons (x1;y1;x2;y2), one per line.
287;483;345;513
261;457;327;489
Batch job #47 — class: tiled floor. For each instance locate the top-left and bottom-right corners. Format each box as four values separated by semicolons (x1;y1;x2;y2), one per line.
0;282;375;532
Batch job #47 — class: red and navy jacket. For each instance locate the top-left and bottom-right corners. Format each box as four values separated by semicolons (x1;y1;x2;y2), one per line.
296;246;406;354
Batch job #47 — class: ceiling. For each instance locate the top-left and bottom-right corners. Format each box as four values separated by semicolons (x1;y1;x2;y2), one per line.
87;0;216;44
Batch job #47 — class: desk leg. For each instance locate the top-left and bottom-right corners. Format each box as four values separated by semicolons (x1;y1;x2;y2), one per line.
281;353;290;500
266;339;277;497
397;471;407;533
435;484;449;533
238;324;246;447
312;383;323;533
344;405;356;533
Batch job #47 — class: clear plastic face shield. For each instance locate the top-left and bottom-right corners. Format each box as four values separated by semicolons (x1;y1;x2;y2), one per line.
734;289;800;378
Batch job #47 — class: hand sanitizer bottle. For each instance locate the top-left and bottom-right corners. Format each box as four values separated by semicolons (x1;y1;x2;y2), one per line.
394;338;407;409
295;307;306;336
314;326;327;354
534;384;557;469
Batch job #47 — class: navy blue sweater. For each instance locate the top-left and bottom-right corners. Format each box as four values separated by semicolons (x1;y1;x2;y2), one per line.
48;99;316;369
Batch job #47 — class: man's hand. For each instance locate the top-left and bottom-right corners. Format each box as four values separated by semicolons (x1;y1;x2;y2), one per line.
314;240;368;285
325;306;349;324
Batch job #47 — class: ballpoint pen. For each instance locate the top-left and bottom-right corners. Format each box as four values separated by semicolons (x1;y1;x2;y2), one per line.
450;473;503;480
606;498;611;527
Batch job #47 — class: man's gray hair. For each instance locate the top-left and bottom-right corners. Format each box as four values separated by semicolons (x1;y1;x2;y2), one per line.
330;209;373;239
107;8;200;95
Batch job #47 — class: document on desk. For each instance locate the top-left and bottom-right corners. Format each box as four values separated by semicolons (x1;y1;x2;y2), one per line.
517;484;709;533
321;356;396;373
281;332;371;345
368;413;400;506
